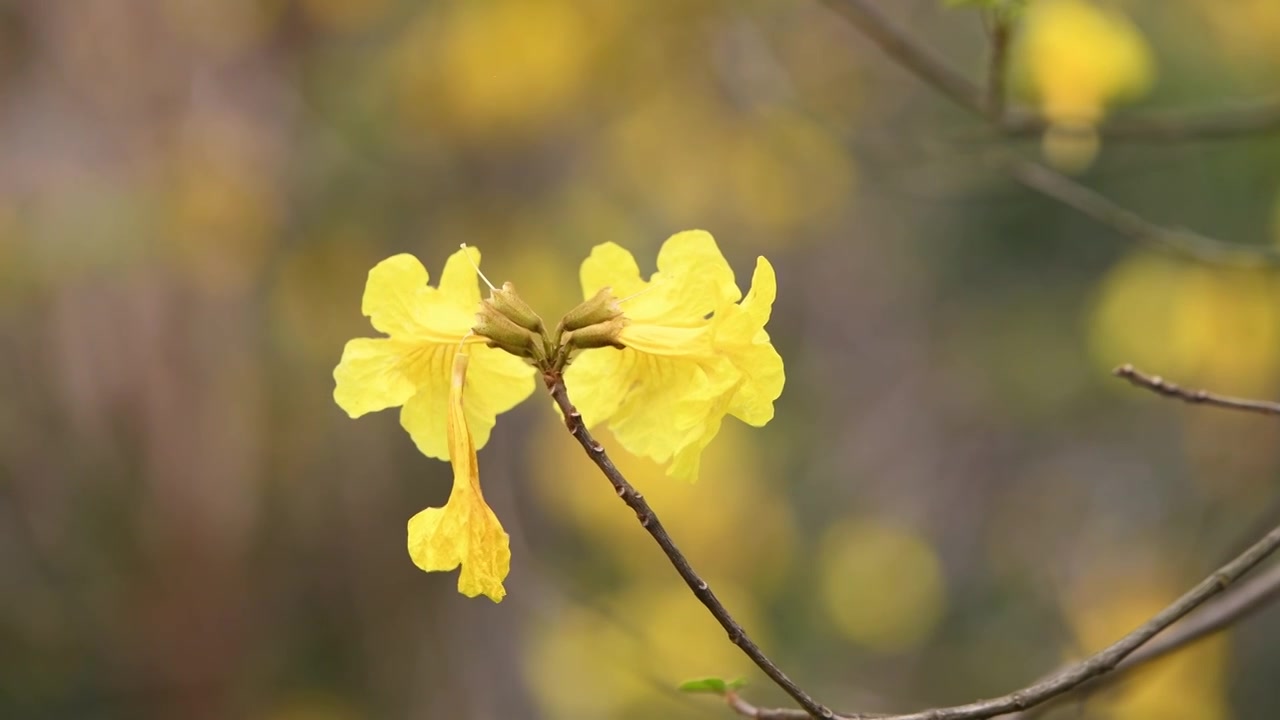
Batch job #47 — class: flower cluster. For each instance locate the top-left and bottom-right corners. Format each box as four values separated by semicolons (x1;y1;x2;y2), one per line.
333;231;784;601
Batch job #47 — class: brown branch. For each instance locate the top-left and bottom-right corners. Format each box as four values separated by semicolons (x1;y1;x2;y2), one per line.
543;372;834;719
1003;157;1280;267
818;0;989;118
732;523;1280;720
1114;364;1280;416
1003;96;1280;143
1005;559;1280;719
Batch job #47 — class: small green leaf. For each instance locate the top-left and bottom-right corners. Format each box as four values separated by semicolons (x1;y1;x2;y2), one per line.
677;677;748;694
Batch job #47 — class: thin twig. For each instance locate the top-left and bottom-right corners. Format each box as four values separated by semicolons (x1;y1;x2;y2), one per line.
984;12;1011;121
1114;364;1280;416
1003;157;1280;267
732;523;1280;720
1003;96;1280;143
819;0;988;117
1005;560;1280;719
544;372;834;719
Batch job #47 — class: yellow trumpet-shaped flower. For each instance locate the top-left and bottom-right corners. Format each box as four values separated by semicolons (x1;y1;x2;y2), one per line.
333;248;535;460
563;230;784;481
407;352;511;602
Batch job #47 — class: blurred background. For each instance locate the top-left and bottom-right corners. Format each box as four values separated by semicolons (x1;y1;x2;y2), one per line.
3;1;1280;718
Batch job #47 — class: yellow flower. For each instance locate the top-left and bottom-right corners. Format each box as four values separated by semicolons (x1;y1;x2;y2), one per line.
332;248;535;460
563;230;784;481
407;351;511;601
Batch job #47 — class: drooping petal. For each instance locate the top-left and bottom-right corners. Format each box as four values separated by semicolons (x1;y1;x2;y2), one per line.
333;337;419;418
397;344;455;460
406;352;511;602
398;343;535;461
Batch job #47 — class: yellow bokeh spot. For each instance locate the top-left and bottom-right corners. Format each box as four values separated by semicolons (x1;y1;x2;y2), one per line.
1066;565;1228;720
1014;0;1153;170
524;584;764;718
606;89;853;236
818;518;945;653
391;0;592;135
529;416;795;591
1090;253;1280;396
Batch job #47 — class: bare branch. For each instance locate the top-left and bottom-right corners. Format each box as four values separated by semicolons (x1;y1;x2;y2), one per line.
818;0;988;117
1114;364;1280;417
732;523;1280;720
1006;560;1280;719
544;372;834;719
1002;157;1280;268
1003;96;1280;143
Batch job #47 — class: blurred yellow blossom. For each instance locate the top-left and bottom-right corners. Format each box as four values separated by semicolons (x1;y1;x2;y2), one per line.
390;0;594;136
564;231;785;481
1015;0;1153;170
525;584;764;718
530;420;795;588
1090;253;1280;396
818;518;945;653
406;352;511;602
332;248;536;460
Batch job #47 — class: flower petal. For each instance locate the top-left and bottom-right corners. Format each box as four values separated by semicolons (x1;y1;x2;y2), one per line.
333;337;418;418
654;230;741;305
436;245;484;310
406;352;511;602
562;346;636;428
579;242;646;300
398;343;535;460
717;258;784;426
362;254;430;337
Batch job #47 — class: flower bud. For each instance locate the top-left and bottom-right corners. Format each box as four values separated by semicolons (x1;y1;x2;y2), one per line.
474;303;547;364
560;287;622;332
561;317;626;352
488;282;544;333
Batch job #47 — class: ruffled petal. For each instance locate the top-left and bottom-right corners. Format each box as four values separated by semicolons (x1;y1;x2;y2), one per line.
333;337;418;418
579;242;646;300
362;254;431;337
653;229;741;305
716;258;784;426
607;353;737;467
